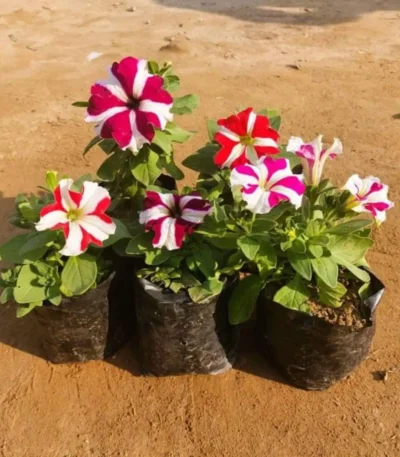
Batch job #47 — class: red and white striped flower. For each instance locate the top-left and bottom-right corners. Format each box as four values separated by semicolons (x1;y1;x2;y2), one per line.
214;108;279;169
287;135;343;186
36;179;116;256
86;56;173;154
230;157;306;214
139;191;212;251
343;174;394;224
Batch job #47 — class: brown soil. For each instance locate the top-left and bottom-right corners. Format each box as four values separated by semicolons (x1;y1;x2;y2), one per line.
1;1;400;457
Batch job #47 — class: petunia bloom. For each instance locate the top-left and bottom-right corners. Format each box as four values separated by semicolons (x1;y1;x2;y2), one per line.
86;56;173;154
230;157;306;214
139;191;212;251
343;174;394;224
36;179;116;256
214;108;279;169
287;135;343;186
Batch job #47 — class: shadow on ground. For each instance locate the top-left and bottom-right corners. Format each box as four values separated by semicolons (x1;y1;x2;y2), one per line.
154;0;400;25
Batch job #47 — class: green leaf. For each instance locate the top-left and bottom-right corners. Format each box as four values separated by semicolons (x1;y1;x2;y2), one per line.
308;244;323;258
188;277;223;304
292;239;306;254
71;174;93;192
98;139;117;155
182;144;219;174
147;60;159;74
207;119;219;142
83;136;102;155
125;232;153;255
326;219;373;236
163;74;180;92
145;249;172;266
14;265;48;304
229;275;263;325
287;251;312;280
269;115;281;131
255;238;277;277
48;295;62;306
311;257;338;288
317;278;347;308
16;301;42;318
97;151;126;182
0;287;14;304
171;94;199;115
193;246;217;278
152;130;172;154
238;236;260;261
101;219;130;248
332;256;371;282
329;235;373;264
208;233;238;250
61;255;97;296
306;220;321;237
72;101;89;108
129;146;161;186
19;231;58;256
166;123;193;143
359;282;372;301
309;236;330;246
45;171;59;191
273;275;311;312
0;234;30;263
251;217;278;233
164;156;185;180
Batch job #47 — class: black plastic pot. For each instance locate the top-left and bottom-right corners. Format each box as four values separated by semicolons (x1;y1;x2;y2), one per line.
34;274;129;364
257;274;385;390
135;277;239;376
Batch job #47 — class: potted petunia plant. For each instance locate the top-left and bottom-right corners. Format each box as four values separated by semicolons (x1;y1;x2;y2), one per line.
0;172;132;363
75;56;199;216
124;188;239;376
183;109;393;390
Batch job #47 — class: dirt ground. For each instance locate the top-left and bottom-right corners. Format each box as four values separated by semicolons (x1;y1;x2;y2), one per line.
1;1;400;456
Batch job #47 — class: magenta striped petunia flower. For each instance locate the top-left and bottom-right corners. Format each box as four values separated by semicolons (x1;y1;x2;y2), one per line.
214;108;279;169
344;174;394;224
230;157;306;214
287;135;343;186
36;180;116;256
139;191;212;251
85;57;173;154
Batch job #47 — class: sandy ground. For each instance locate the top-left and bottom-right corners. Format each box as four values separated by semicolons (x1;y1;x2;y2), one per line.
1;1;400;456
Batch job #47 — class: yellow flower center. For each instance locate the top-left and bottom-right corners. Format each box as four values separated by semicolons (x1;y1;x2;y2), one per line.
287;229;297;241
240;134;255;146
67;209;83;222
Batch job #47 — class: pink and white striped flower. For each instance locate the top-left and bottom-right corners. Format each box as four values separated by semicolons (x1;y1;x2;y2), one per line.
343;174;394;224
86;56;173;154
36;179;116;256
287;135;343;186
139;191;212;251
230;157;306;214
214;108;279;169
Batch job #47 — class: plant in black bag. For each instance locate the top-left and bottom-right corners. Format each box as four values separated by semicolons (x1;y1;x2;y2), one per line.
73;56;199;215
0;171;131;363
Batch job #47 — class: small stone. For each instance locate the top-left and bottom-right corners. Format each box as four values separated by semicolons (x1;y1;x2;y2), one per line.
145;20;151;24
126;6;136;12
287;64;301;70
8;34;18;43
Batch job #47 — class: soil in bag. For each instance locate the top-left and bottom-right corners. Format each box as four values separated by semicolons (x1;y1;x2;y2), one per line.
35;274;129;364
257;273;385;390
135;277;239;376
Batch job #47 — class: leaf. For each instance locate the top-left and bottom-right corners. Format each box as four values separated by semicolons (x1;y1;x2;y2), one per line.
147;60;159;74
251;217;278;233
188;277;223;303
332;256;371;282
273;275;311;312
101;219;131;248
228;275;263;325
97;151;126;182
145;249;172;266
0;234;30;263
61;255;97;296
359;282;373;301
171;94;199;115
207;119;219;142
182;144;219;174
83;136;102;155
48;295;62;306
269;115;281;131
16;301;42;318
72;101;89;108
164;156;185;180
311;257;338;288
129;146;161;186
163;74;180;92
317;278;347;308
0;287;14;304
238;236;260;261
193;246;217;278
99;139;117;155
166;123;193;143
45;171;59;191
329;235;373;264
287;251;312;280
13;265;48;304
125;232;154;255
309;236;330;246
255;239;277;277
152;130;172;154
19;231;58;255
308;244;323;258
326;219;373;236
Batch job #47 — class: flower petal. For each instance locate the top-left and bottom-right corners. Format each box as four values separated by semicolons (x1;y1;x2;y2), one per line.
60;222;84;256
140;75;174;105
86;84;128;123
180;196;212;224
98;110;135;149
151;216;180;250
230;164;260;188
79;215;116;242
79;182;112;215
36;209;68;231
58;179;81;211
287;136;304;154
242;186;271;214
110;56;143;99
323;137;343;159
138;100;173;131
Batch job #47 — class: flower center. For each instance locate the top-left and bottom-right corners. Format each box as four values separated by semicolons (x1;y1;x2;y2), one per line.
240;134;255;146
66;209;83;222
127;97;141;110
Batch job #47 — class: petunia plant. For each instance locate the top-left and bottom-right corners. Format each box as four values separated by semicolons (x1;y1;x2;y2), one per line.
74;56;199;215
0;172;129;317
